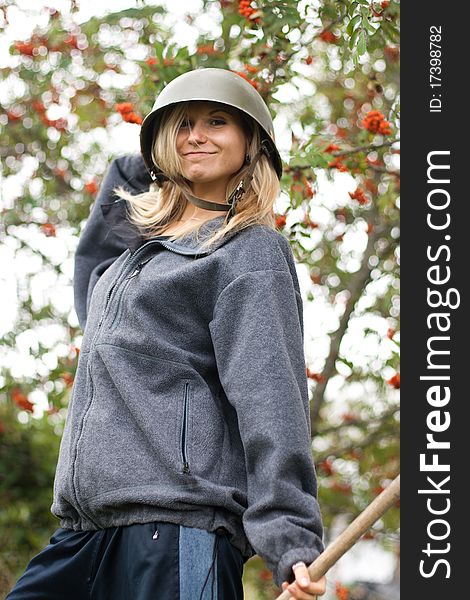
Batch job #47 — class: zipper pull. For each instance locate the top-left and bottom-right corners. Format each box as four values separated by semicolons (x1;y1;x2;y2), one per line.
128;267;141;278
128;258;151;279
183;462;191;474
152;528;159;540
129;258;152;278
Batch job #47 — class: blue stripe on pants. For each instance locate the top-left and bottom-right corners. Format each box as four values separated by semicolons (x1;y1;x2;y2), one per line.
179;525;218;600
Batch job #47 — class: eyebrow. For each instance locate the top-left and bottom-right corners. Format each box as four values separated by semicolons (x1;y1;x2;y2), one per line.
182;108;234;120
208;109;232;116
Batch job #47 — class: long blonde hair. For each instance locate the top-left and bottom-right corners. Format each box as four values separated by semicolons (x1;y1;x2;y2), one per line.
113;101;281;252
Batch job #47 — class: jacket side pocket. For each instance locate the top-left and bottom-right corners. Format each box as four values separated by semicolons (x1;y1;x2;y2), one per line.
180;381;191;474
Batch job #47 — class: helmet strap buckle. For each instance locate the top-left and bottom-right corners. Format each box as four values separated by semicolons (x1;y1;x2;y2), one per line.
225;143;267;221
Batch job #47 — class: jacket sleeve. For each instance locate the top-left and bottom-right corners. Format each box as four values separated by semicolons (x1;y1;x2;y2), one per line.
208;268;324;587
73;154;150;330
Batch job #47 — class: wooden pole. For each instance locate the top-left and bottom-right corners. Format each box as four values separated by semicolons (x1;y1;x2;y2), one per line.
275;474;400;600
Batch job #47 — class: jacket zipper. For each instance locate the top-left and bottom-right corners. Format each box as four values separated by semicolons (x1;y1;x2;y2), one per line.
93;238;197;342
72;239;196;521
94;251;132;336
181;382;191;474
108;257;153;331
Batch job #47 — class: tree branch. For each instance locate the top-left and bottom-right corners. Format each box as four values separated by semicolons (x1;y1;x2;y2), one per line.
309;204;389;435
316;404;399;436
332;139;399;157
315;421;399;462
366;164;400;176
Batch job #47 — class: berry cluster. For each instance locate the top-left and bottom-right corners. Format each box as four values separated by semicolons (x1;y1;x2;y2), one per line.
14;41;35;55
144;56;175;67
85;181;99;195
196;44;220;55
14;32;82;55
362;110;392;135
363;178;378;194
317;458;334;476
275;213;287;229
303;180;315;199
41;223;57;237
335;582;349;600
306;367;325;383
348;187;369;205
328;157;348;172
371;0;390;17
387;372;400;389
238;0;260;23
324;142;340;153
319;30;339;43
6;109;23;122
11;388;34;412
232;70;259;90
115;102;143;125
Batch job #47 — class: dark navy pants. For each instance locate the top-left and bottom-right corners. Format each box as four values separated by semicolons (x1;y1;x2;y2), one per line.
5;522;245;600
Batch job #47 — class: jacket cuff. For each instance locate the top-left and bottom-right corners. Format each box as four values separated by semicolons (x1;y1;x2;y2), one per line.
275;546;322;588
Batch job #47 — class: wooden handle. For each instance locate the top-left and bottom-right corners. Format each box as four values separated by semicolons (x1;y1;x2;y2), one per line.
275;474;400;600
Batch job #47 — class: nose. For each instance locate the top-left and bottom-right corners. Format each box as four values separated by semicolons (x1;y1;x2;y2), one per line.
186;119;207;145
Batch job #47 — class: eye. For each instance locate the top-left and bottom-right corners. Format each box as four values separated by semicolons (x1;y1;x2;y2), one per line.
210;118;226;126
179;119;190;129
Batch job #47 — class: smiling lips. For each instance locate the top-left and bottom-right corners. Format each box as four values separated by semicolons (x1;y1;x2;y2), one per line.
184;152;216;158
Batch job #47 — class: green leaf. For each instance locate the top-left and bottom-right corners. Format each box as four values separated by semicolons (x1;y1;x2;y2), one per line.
154;42;164;63
357;30;367;55
348;2;358;17
347;15;361;36
337;356;355;369
363;17;377;34
349;25;361;49
381;20;400;43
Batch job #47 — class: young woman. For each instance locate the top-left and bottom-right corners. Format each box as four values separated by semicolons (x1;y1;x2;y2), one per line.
7;68;326;600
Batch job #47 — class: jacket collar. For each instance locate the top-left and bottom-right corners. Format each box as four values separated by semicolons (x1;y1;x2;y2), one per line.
101;199;234;255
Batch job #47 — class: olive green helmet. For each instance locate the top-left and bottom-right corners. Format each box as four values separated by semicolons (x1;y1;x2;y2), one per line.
139;67;283;183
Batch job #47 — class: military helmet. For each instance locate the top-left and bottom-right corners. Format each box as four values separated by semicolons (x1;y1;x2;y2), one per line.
139;67;283;182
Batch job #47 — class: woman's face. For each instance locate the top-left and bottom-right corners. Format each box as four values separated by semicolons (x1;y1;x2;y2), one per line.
176;101;247;192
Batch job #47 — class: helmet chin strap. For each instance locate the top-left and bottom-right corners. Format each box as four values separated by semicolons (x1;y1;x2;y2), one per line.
149;141;272;222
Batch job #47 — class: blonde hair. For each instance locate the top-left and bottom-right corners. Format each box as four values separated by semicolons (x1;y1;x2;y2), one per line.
113;101;281;252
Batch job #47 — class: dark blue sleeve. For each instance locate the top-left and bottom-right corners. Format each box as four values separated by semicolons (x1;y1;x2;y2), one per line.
73;154;152;330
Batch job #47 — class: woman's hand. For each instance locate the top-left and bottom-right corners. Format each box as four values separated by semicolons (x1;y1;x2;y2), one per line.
281;561;327;599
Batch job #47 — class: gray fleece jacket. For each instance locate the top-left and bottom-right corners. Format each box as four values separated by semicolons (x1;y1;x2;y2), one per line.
51;154;324;587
